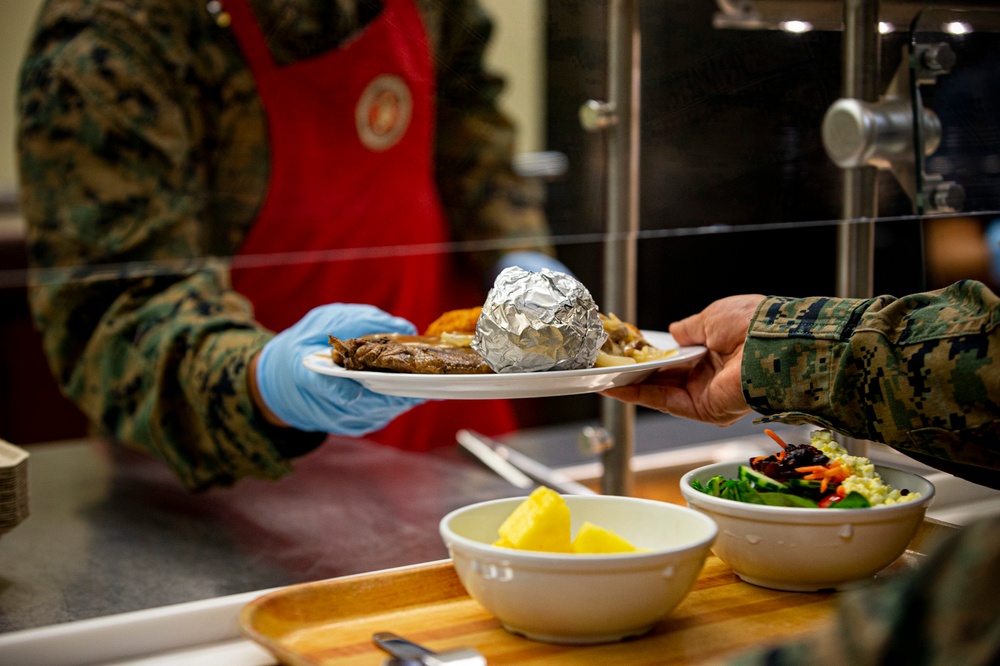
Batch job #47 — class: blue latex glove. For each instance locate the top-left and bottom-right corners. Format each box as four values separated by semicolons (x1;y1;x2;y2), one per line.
490;250;574;285
255;303;424;435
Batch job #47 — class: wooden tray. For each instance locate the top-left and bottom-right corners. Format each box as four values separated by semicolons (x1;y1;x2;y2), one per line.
240;519;958;665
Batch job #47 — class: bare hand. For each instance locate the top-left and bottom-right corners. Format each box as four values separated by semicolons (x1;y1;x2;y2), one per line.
601;294;766;426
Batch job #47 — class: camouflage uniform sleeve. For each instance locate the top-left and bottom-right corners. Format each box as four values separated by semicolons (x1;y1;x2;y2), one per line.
18;1;322;491
427;0;558;282
724;514;1000;666
741;280;1000;482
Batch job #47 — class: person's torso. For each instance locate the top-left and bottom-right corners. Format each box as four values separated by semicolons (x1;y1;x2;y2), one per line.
186;0;450;265
225;0;453;332
221;0;517;447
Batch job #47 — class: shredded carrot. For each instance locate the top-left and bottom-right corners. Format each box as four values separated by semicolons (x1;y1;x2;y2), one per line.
776;451;786;461
764;429;788;449
795;461;850;488
836;484;848;497
751;455;767;464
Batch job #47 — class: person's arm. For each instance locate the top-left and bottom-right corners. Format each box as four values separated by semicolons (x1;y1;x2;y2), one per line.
746;280;1000;484
602;282;1000;484
17;4;324;490
429;0;564;284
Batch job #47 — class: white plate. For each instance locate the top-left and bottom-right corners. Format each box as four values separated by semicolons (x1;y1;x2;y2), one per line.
303;331;707;399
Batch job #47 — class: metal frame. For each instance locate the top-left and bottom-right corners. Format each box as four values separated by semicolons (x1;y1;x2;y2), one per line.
587;0;952;488
835;0;882;457
587;0;882;489
579;0;642;495
599;0;642;496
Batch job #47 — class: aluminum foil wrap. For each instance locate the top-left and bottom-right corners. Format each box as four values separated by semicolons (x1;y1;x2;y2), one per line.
472;267;608;373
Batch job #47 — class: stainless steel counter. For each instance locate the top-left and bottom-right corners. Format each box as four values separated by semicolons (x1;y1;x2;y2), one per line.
3;413;998;642
0;436;526;633
0;415;763;634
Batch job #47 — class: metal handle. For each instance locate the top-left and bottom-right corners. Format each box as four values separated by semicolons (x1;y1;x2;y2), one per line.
374;632;435;664
823;97;941;169
457;430;597;496
372;632;486;666
456;429;534;489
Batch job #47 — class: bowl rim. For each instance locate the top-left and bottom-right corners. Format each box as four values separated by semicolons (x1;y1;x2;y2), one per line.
679;460;935;523
439;494;719;564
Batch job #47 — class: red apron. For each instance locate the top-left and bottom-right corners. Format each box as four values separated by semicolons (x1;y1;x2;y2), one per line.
225;0;517;450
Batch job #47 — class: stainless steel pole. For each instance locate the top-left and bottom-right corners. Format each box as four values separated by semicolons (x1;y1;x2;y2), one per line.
837;0;880;456
600;0;641;496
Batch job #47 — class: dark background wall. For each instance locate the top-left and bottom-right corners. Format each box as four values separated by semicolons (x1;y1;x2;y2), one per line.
519;0;999;429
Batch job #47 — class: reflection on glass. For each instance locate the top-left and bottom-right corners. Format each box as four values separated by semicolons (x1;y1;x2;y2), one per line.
909;8;1000;290
2;0;1000;636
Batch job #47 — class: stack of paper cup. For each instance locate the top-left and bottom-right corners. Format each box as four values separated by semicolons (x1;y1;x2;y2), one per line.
0;439;29;537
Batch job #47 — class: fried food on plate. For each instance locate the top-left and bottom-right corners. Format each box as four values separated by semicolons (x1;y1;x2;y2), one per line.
595;313;677;367
424;307;482;337
331;306;488;375
329;334;492;375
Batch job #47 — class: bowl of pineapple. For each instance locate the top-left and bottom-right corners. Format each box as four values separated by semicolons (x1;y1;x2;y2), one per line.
439;488;717;645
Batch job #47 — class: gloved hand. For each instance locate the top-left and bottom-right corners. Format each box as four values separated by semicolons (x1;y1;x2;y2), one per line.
255;303;424;435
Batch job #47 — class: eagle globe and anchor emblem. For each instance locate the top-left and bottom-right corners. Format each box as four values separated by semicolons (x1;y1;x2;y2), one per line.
355;74;413;151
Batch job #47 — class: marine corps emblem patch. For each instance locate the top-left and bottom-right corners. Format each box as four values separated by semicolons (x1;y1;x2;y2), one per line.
355;74;412;151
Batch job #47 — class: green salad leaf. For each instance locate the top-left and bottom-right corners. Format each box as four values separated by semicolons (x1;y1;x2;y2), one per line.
755;492;819;508
719;479;766;504
693;472;874;509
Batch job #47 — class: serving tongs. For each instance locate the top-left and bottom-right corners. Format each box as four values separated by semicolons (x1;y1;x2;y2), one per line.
373;631;486;665
456;429;596;495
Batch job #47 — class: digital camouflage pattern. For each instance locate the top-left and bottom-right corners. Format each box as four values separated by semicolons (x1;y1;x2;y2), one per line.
736;280;1000;665
18;0;554;490
743;280;1000;485
725;512;1000;666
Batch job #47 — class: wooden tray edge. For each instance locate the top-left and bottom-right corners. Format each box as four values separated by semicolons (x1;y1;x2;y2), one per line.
239;559;466;664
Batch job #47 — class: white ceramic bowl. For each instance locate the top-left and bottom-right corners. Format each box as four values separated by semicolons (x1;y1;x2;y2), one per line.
680;461;935;592
439;494;717;645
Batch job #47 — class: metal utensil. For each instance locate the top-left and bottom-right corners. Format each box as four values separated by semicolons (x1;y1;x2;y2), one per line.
372;632;486;666
456;430;597;496
456;429;534;489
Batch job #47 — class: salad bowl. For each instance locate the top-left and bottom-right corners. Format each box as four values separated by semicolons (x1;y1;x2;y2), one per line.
680;461;935;591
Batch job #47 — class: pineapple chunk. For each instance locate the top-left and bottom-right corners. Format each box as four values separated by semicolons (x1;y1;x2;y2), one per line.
572;521;639;554
493;536;516;549
493;487;572;553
